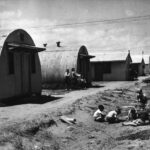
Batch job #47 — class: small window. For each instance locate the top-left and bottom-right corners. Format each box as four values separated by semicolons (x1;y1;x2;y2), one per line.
31;53;36;73
20;33;24;41
103;62;111;73
143;65;145;69
8;52;14;74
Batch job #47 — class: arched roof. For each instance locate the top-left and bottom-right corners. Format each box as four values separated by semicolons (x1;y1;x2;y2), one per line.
78;45;88;55
0;29;45;54
0;29;35;47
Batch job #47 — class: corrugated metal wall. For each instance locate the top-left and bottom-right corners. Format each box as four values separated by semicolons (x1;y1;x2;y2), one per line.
39;46;92;88
39;50;77;86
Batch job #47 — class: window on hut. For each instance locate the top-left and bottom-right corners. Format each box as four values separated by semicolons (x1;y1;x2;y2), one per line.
31;53;36;73
20;33;24;42
103;62;111;73
143;65;145;69
8;52;14;74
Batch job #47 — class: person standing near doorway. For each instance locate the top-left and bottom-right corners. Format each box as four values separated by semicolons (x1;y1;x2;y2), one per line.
64;69;71;90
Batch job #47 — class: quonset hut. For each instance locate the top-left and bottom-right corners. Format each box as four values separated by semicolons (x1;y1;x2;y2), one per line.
0;29;45;100
39;45;94;88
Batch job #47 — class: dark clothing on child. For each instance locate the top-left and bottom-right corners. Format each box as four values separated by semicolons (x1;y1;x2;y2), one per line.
128;108;137;120
64;71;70;90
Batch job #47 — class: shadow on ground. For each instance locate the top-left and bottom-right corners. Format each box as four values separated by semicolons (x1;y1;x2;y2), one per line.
0;95;62;107
116;129;150;141
91;82;105;88
91;84;105;88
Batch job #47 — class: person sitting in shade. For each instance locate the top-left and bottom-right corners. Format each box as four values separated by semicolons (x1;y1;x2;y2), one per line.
93;105;106;122
122;110;149;126
80;76;87;89
105;107;121;123
64;69;71;90
70;68;78;88
128;107;138;121
137;89;148;110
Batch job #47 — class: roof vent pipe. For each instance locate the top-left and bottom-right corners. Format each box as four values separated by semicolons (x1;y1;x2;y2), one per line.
56;41;61;47
142;51;144;58
43;43;47;47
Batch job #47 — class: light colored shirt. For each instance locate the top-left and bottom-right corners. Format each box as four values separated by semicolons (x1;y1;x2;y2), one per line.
93;109;104;118
65;72;70;77
106;110;117;118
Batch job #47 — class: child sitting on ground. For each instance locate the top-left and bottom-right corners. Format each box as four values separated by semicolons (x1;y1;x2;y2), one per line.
105;107;121;123
93;105;105;122
128;107;137;121
122;110;149;126
137;89;148;110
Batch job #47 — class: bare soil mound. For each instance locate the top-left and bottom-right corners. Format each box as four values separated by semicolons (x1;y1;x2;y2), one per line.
1;81;150;150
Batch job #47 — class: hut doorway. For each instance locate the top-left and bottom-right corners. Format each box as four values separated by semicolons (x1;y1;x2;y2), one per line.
14;51;31;96
78;56;89;81
77;46;94;84
20;52;31;95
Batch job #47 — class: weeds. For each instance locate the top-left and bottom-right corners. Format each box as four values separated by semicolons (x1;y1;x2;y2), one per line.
13;136;24;150
0;115;58;150
117;129;150;141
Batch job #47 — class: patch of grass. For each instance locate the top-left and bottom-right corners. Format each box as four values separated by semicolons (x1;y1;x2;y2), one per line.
18;116;56;137
0;115;57;145
116;129;150;141
13;136;24;150
36;129;53;141
0;132;16;145
99;136;117;150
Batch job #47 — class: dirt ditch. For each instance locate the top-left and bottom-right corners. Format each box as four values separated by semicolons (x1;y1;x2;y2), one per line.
0;81;150;149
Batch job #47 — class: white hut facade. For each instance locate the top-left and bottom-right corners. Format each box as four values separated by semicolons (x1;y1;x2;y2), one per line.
143;55;150;75
91;52;132;81
0;29;45;100
131;55;145;76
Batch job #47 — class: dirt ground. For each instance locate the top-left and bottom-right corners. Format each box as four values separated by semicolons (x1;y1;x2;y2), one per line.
0;77;150;150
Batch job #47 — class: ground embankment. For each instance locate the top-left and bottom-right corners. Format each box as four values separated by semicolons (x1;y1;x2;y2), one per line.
1;80;150;149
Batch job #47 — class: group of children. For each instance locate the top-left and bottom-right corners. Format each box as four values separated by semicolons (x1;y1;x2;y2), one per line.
64;68;87;90
93;88;150;126
93;104;121;123
123;88;149;126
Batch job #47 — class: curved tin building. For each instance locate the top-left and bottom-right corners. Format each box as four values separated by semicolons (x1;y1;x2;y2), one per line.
39;45;94;88
0;29;45;100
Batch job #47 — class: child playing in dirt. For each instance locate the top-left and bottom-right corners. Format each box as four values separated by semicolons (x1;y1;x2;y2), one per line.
105;107;121;123
93;105;106;122
128;107;137;121
137;89;148;110
122;110;149;126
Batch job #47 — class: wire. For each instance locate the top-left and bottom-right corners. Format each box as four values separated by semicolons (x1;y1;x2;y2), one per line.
30;14;150;29
91;45;150;52
54;15;150;27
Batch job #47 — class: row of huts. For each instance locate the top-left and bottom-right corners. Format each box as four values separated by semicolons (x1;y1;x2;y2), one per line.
0;29;150;100
0;29;94;100
90;52;150;81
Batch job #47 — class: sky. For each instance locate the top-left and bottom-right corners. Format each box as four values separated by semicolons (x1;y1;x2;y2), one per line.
0;0;150;54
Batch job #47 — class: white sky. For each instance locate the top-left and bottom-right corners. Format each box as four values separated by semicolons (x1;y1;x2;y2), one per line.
0;0;150;54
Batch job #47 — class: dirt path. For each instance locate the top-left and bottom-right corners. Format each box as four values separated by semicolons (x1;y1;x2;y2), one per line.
1;78;150;150
0;81;137;126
